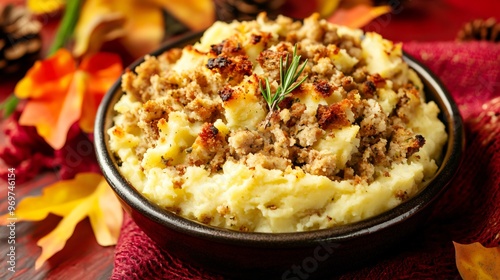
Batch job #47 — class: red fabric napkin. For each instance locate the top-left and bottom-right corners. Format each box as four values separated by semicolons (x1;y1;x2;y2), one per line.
111;41;500;279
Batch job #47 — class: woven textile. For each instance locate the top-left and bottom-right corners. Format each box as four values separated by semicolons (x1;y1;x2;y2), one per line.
112;41;500;280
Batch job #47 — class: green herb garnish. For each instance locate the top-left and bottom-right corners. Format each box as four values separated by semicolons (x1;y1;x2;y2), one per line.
260;45;308;122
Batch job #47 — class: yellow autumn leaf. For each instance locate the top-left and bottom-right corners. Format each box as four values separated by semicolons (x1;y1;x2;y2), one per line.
91;178;123;246
454;241;500;280
73;0;214;58
27;0;65;14
148;0;215;30
0;173;123;270
73;0;163;58
317;0;341;18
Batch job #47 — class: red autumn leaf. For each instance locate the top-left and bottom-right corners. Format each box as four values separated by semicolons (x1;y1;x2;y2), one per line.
0;110;101;183
0;108;57;183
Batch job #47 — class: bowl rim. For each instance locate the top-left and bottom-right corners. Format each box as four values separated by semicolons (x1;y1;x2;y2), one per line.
94;31;464;248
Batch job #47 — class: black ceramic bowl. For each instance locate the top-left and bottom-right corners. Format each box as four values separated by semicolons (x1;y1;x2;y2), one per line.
95;31;464;279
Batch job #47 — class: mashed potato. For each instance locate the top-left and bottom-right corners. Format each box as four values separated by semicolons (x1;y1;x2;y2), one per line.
109;14;447;232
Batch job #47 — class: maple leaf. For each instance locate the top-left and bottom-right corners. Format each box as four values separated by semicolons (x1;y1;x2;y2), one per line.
14;49;122;150
0;173;123;269
73;0;215;58
454;241;500;280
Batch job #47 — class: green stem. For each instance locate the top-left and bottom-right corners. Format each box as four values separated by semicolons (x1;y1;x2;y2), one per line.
48;0;83;56
0;94;19;118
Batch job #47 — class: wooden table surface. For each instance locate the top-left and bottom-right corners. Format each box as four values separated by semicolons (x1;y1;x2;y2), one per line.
0;0;498;279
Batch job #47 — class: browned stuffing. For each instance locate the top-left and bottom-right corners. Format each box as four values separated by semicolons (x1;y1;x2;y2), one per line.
206;55;253;85
218;85;234;102
313;80;335;97
395;190;409;201
120;14;429;188
316;100;353;130
210;37;246;56
257;48;288;81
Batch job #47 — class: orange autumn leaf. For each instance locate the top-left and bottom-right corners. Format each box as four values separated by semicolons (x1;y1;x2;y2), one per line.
78;52;124;132
14;49;122;149
15;48;76;100
328;4;391;28
454;241;500;280
0;173;123;270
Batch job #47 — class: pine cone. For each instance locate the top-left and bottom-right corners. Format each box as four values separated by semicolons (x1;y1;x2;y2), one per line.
0;5;42;75
214;0;286;22
456;18;500;42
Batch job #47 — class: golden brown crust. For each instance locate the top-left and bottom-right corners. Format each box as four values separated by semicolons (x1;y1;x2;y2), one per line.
206;54;253;85
117;15;431;185
257;48;288;81
106;14;452;233
313;80;335;97
316;100;353;130
210;37;246;56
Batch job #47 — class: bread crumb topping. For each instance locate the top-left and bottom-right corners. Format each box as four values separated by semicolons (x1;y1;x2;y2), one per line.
109;13;448;232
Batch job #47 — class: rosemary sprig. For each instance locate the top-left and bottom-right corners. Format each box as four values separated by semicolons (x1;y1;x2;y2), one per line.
260;45;308;120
